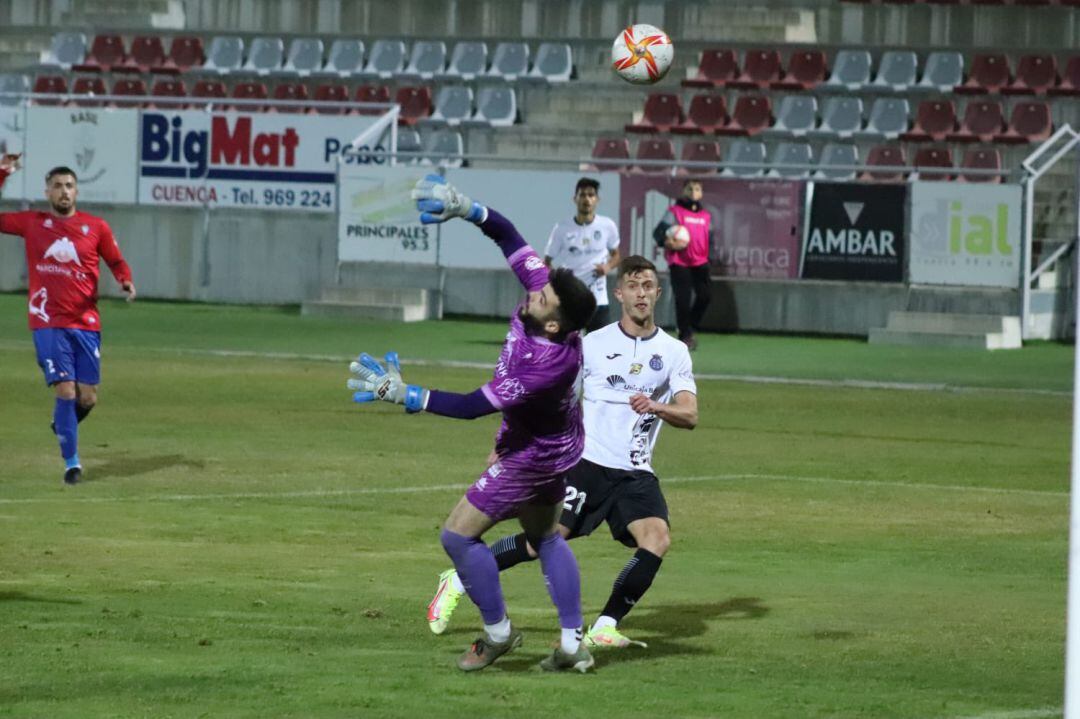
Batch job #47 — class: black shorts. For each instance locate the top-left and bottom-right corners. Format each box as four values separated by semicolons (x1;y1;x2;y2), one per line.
559;458;670;548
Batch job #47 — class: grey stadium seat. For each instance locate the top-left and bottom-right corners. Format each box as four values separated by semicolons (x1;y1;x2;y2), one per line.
917;51;964;93
243;37;284;75
768;142;813;179
824;49;872;91
809;96;864;139
202;36;245;74
41;32;87;68
872;51;918;92
528;42;573;83
765;95;818;137
426;86;473;126
0;73;30;107
318;39;364;77
722;139;767;177
488;42;529;80
401;40;446;80
281;38;324;76
468;86;517;127
856;97;910;140
814;143;858;181
396;128;422;165
363;40;407;80
441;42;487;80
423;130;465;168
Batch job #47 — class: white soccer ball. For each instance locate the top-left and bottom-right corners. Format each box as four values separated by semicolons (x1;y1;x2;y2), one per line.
668;224;691;251
612;24;674;85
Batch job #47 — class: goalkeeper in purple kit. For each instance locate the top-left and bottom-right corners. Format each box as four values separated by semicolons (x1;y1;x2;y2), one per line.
347;175;598;672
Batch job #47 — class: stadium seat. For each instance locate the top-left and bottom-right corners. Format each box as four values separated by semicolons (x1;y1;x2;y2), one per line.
74;34;127;73
948;100;1005;143
115;36;167;74
396;128;422;165
912;146;954;181
825;49;872;91
202;36;245;74
149;77;188;108
1050;55;1080;96
318;39;364;77
190;79;228;109
230;81;269;112
626;93;684;133
872;50;918;92
281;38;324;76
313;82;349;114
716;94;773;136
729;49;783;89
772;50;827;90
0;74;29;107
916;51;964;93
995;101;1053;143
488;42;530;80
271;82;310;113
396;86;433;126
955;53;1012;94
423;129;464;168
672;93;729;135
814;143;858;181
442;42;488;81
70;76;107;107
40;32;87;69
809;96;863;139
679;139;722;175
527;42;573;83
362;40;407;80
633;138;676;173
160;36;205;74
111;77;147;108
765;95;818;137
856;97;910;140
354;84;392;115
901;99;958;142
401;40;447;81
427;86;473;126
243;37;285;75
33;75;67;106
861;145;908;182
682;48;739;88
587;137;631;172
959;147;1004;183
469;86;517;127
1003;54;1058;95
768;142;813;178
722;139;767;177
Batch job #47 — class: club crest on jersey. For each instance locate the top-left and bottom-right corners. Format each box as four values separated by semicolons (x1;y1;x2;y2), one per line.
649;354;663;371
43;237;82;265
81;224;89;235
43;218;53;228
606;374;626;388
629;363;643;375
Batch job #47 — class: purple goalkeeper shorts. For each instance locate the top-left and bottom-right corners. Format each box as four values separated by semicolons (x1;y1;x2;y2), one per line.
465;460;569;522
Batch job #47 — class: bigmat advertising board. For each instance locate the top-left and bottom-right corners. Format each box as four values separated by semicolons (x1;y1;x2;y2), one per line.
138;110;391;212
619;176;802;278
801;182;906;282
909;182;1022;287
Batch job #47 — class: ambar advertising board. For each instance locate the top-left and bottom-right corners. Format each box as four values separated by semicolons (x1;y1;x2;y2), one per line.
801;182;906;282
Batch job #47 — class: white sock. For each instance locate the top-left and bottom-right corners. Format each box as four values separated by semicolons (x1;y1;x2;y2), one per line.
591;615;617;632
560;626;583;654
449;572;465;593
485;616;511;644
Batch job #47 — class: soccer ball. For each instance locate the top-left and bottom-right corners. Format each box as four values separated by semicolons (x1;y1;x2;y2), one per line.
611;24;674;85
668;225;691;251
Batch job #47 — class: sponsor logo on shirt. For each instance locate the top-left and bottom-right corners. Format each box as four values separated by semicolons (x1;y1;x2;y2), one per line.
495;378;526;402
524;255;545;271
629;363;643;375
649;354;664;371
606;374;626;388
42;237;82;266
28;288;49;322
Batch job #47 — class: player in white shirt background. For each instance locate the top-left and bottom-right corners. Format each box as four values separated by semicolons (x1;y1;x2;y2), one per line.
543;177;621;333
427;255;699;651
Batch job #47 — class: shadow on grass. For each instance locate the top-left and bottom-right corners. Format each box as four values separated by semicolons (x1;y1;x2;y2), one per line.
90;454;206;481
0;590;81;605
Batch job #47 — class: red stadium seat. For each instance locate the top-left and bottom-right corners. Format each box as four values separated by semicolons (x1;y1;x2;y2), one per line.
396;86;433;126
71;76;107;107
626;93;684;133
955;53;1012;95
860;145;908;182
354;84;392;115
33;75;67;106
1003;54;1058;95
633;138;676;173
995;101;1053;144
948;101;1005;143
190;79;228;110
159;36;206;74
959;148;1004;183
913;146;954;181
682;49;739;88
1050;56;1080;96
74;34;127;72
673;94;729;135
150;77;188;108
313;83;349;114
678;139;722;176
716;94;773;136
901;99;958;142
116;35;167;74
729;49;783;89
111;77;147;108
230;81;269;112
271;82;310;113
587;137;631;172
772;50;827;90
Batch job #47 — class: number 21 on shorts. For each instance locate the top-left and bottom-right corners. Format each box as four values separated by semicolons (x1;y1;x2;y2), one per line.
563;485;587;514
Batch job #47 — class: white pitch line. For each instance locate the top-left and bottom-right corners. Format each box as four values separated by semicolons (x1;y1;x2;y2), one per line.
0;473;1065;506
946;707;1061;719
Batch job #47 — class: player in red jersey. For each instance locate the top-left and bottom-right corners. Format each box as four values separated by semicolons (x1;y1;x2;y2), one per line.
0;154;136;484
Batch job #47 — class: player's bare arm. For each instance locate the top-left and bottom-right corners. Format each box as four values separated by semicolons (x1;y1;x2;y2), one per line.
628;390;697;430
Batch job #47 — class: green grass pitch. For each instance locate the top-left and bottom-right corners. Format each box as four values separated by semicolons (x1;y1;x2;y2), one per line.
0;293;1072;718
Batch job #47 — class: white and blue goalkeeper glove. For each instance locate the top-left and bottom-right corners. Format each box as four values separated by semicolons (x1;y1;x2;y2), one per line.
411;174;487;225
348;351;428;413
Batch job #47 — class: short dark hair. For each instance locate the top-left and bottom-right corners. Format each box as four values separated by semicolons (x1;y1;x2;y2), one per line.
46;166;77;183
617;255;658;282
682;178;702;189
550;267;597;336
574;177;600;195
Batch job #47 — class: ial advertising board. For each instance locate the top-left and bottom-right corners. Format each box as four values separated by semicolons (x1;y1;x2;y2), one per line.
801;182;906;282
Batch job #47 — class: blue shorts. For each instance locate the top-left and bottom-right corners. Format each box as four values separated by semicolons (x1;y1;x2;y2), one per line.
32;328;101;386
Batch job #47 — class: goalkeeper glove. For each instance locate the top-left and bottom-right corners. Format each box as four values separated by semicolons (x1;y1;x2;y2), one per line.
411;174;487;225
347;351;428;413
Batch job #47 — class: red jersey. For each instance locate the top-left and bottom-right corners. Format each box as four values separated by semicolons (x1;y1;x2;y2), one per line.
0;206;132;332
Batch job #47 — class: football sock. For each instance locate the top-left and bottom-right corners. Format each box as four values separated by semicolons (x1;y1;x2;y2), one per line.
535;533;584;635
449;572;465;593
440;529;506;626
54;398;79;464
75;404;93;423
561;626;583;655
599;549;663;623
591;615;617;632
484;616;511;644
490;532;535;571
